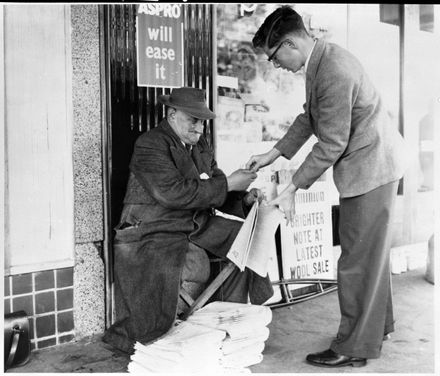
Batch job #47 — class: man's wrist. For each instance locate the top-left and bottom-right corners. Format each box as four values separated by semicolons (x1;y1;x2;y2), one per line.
286;182;298;194
269;148;282;162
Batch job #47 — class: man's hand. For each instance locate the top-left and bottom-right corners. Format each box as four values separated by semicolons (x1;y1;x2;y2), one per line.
227;169;257;192
267;183;298;226
243;188;264;206
245;148;282;172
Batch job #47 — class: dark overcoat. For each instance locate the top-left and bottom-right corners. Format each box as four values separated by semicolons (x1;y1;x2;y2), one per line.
103;119;273;353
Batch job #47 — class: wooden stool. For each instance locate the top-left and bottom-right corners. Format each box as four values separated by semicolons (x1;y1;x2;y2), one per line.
180;260;235;320
178;243;236;320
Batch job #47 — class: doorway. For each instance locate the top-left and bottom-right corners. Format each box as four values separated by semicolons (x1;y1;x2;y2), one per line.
100;4;215;326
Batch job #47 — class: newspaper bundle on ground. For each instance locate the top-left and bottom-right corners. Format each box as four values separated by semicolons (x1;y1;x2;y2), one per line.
128;321;226;373
187;301;273;369
128;302;272;373
226;201;284;277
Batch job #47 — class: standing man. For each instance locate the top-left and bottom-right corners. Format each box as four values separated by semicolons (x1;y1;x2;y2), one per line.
246;6;406;368
103;87;273;354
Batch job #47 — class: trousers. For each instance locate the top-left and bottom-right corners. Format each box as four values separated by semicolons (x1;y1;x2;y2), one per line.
188;215;274;305
330;180;399;359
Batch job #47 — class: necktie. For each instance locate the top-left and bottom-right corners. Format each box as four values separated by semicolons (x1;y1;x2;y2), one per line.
186;144;197;167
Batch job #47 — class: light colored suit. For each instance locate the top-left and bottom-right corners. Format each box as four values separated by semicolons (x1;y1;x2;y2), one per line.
275;39;406;197
274;39;406;359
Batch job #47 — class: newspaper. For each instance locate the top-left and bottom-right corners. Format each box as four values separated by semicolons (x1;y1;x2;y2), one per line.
226;201;283;277
129;302;272;373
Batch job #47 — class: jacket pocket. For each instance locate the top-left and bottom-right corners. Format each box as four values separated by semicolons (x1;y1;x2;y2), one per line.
114;222;146;243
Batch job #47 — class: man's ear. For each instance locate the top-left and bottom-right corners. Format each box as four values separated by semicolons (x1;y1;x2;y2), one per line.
284;39;297;49
167;108;176;122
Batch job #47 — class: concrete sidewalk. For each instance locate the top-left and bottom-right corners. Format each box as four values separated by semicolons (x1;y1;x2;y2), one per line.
7;267;435;373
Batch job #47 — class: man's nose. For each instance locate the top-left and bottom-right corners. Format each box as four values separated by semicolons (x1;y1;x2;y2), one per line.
194;120;205;132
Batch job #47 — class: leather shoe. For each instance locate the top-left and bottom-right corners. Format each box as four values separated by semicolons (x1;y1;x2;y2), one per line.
306;349;367;368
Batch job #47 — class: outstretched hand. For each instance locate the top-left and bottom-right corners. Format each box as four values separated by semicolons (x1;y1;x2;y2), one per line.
226;169;257;192
243;188;264;206
267;183;298;226
246;153;269;172
245;148;281;172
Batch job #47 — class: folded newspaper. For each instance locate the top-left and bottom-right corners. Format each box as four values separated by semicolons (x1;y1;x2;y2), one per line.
226;201;284;277
186;301;272;338
128;302;272;373
128;321;226;373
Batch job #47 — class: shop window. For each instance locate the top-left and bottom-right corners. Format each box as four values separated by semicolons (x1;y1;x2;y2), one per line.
419;4;434;33
379;4;401;26
402;4;438;244
350;4;402;195
418;103;434;192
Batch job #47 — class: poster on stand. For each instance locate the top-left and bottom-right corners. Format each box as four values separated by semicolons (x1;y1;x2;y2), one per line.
279;179;335;292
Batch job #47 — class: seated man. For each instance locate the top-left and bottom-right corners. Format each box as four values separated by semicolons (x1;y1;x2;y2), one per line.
103;87;274;354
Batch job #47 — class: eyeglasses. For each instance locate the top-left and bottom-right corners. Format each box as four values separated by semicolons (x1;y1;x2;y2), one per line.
267;40;286;67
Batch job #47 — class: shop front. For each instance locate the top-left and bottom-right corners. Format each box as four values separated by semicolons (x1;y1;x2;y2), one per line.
2;3;438;353
212;2;438;295
102;1;438;332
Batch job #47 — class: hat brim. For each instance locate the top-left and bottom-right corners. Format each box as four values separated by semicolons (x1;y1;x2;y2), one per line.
158;95;216;120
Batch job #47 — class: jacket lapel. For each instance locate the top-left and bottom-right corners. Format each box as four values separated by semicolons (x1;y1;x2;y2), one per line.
191;146;211;176
160;119;183;148
160;119;210;178
305;75;312;114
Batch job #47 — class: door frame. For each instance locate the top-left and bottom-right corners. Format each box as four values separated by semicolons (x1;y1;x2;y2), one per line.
99;4;216;327
99;4;114;328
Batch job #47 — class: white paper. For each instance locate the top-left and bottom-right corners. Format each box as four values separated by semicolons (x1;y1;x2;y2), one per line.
128;302;272;373
187;301;273;339
226;201;258;270
245;204;284;276
227;201;284;276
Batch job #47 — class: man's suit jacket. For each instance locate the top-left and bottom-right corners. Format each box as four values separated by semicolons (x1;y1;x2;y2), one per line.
275;39;406;197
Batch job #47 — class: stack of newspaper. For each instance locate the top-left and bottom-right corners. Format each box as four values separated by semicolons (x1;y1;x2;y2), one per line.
128;302;272;373
127;320;226;373
187;301;272;369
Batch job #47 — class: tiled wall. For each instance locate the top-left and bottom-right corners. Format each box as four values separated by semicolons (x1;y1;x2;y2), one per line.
4;267;75;350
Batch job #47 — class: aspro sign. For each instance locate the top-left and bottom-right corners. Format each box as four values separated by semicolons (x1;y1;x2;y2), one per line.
138;4;182;18
136;4;184;88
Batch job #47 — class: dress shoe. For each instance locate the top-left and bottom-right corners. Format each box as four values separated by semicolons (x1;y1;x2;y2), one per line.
306;349;367;368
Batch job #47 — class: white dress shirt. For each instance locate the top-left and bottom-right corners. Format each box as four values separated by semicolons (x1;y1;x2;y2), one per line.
304;39;317;73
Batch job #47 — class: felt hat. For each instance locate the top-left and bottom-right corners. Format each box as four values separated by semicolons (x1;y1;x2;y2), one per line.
158;87;216;120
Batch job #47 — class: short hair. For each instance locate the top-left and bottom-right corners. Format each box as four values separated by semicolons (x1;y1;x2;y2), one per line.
252;6;308;50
